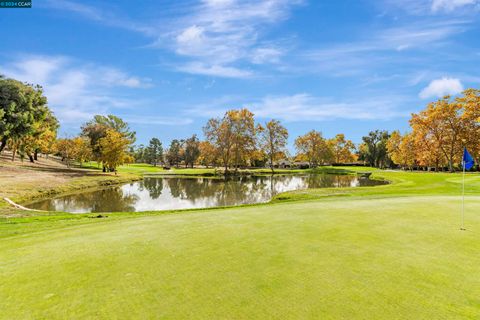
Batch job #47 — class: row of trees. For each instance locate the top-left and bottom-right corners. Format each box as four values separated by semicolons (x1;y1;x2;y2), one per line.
4;75;477;173
133;135;201;168
130;109;357;172
0;77;135;173
386;89;480;171
54;115;135;172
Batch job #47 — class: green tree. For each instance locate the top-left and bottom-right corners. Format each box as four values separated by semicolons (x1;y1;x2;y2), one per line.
358;130;391;168
145;138;163;166
184;134;200;168
167;139;182;167
133;144;146;163
0;78;52;154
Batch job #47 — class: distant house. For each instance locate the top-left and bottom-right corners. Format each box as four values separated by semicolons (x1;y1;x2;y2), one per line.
269;159;310;169
294;161;310;169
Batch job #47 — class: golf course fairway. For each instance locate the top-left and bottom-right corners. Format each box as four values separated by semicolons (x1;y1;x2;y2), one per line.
2;174;480;319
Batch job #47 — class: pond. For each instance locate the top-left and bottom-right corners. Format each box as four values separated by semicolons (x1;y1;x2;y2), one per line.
26;174;387;213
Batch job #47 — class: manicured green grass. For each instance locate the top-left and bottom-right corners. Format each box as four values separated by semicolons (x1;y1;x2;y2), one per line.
274;167;480;201
1;196;480;319
1;167;480;319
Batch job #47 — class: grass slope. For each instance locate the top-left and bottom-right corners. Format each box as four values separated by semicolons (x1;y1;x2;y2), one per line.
1;167;480;319
1;197;480;319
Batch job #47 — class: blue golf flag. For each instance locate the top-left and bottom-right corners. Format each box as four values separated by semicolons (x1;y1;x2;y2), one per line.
463;147;475;170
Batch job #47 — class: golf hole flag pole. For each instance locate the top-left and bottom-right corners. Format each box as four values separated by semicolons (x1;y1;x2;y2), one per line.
461;147;475;230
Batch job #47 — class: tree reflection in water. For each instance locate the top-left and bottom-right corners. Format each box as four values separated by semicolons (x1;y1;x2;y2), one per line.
27;174;387;213
29;186;139;213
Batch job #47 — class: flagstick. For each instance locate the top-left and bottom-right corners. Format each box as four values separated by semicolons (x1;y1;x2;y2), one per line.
461;160;466;231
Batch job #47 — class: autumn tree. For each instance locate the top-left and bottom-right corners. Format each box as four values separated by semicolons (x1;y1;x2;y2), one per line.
81;115;135;171
33;109;59;159
55;138;75;167
410;97;464;172
387;131;416;169
198;141;217;168
230;109;257;170
328;134;356;164
204;108;257;173
457;89;480;164
71;137;93;167
258;119;289;173
97;129;131;173
36;127;58;159
294;130;333;167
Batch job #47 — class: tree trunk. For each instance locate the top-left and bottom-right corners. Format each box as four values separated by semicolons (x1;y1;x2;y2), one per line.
34;150;38;161
11;149;16;161
29;154;34;163
103;166;106;173
0;137;7;153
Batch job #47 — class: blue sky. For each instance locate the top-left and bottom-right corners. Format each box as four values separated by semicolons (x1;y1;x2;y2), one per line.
1;0;480;148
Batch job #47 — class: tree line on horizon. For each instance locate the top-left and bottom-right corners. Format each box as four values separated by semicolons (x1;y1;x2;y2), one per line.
1;76;479;173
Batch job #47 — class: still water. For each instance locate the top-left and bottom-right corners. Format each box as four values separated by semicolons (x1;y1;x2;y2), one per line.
27;174;387;213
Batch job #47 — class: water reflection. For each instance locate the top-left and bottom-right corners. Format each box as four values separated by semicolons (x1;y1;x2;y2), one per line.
27;174;387;213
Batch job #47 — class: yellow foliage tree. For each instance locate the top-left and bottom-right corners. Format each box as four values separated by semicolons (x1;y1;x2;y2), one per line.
71;137;93;167
204;108;257;172
410;97;464;172
295;130;333;167
98;129;131;174
387;131;416;169
328;133;356;164
198;141;217;168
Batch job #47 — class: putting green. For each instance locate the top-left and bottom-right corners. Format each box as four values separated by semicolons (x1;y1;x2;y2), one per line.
1;196;479;319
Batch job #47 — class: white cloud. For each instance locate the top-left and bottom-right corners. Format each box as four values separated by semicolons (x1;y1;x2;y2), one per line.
176;25;205;44
249;94;409;121
380;0;479;15
251;47;283;64
178;62;253;78
187;93;411;121
1;55;152;125
419;77;464;99
43;0;155;35
302;20;468;77
159;0;302;77
99;68;151;88
45;0;301;78
431;0;479;12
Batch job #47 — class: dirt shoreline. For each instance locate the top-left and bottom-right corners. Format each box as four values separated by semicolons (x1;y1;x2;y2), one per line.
0;152;142;213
